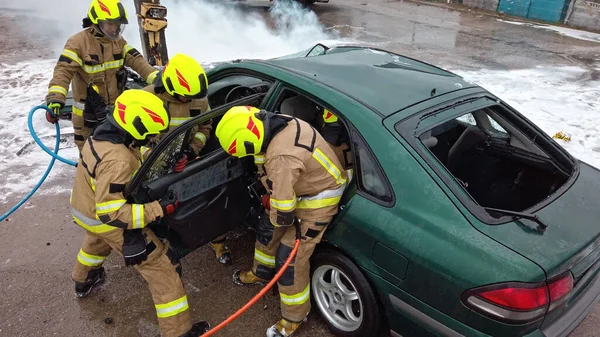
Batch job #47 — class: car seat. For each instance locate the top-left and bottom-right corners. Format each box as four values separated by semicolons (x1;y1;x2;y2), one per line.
279;95;319;124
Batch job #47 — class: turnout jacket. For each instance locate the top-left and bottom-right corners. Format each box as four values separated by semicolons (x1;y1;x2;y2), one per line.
46;26;158;111
71;136;163;234
263;118;348;225
143;84;213;156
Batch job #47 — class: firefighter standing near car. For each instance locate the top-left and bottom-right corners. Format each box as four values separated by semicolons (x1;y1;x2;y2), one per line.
216;106;348;337
69;89;211;337
142;53;233;264
45;0;159;153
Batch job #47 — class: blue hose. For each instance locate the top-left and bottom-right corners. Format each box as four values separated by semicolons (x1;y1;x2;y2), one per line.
0;105;76;222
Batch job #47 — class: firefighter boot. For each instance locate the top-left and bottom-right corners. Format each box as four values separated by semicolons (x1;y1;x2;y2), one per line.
209;239;232;264
179;321;211;337
266;318;307;337
74;267;105;298
232;270;270;286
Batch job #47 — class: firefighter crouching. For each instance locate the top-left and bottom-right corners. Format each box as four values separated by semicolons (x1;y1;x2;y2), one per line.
142;53;233;264
216;106;348;337
45;0;159;153
69;89;210;337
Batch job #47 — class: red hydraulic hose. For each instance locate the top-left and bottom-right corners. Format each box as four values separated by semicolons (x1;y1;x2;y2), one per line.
200;237;301;337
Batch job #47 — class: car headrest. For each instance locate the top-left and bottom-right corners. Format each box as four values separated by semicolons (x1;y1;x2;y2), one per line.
280;95;319;122
420;130;438;148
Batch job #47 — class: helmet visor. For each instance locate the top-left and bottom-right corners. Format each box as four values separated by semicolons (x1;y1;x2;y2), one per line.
98;20;126;40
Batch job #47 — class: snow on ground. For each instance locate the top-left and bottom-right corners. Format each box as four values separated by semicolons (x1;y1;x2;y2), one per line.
454;65;600;169
0;59;78;204
498;19;600;44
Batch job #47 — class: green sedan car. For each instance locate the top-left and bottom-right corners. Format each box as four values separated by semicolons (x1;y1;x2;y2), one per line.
114;44;600;337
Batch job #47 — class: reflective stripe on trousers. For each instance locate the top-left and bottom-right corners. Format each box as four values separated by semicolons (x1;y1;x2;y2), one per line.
77;249;106;267
155;295;189;318
73;102;85;117
254;248;276;267
280;284;311;306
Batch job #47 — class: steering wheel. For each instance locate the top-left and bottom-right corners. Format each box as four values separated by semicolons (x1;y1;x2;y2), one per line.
225;85;257;104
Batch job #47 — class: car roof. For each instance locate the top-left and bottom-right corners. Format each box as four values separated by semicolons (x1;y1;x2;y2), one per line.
257;46;478;117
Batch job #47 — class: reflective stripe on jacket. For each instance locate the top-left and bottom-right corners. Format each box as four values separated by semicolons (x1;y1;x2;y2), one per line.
265;118;347;225
70;138;163;233
46;26;158;108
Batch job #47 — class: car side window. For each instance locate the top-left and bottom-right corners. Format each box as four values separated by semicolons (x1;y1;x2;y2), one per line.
142;133;187;183
353;131;393;203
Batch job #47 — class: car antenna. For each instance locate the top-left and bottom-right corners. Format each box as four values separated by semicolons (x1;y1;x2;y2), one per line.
484;207;548;233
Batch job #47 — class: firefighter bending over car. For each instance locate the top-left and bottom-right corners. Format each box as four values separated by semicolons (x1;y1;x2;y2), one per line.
142;52;233;264
216;106;348;337
45;0;159;153
69;89;210;337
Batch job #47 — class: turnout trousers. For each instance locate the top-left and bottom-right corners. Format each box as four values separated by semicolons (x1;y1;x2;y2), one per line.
72;227;191;337
71;111;93;153
252;217;333;322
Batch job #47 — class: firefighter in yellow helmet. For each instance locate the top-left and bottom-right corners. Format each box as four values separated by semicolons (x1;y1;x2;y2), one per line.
142;53;233;264
216;106;348;337
69;89;210;337
45;0;160;153
319;109;353;179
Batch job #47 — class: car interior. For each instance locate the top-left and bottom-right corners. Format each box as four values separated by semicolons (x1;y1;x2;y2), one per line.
418;105;573;213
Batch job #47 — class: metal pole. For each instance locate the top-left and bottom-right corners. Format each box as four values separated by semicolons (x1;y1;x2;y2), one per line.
133;0;169;66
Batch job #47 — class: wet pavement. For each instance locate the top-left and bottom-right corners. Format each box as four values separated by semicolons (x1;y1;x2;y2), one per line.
2;0;600;336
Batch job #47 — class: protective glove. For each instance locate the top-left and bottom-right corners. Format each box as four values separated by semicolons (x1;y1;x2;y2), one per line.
256;212;275;246
122;229;147;266
172;149;196;173
159;191;179;215
261;194;271;211
46;102;63;124
173;152;187;173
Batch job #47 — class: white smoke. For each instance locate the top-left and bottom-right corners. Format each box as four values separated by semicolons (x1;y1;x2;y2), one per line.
2;0;345;63
158;0;342;63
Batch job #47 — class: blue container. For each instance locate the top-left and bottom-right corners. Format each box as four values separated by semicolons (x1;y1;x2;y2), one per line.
498;0;532;18
528;0;570;23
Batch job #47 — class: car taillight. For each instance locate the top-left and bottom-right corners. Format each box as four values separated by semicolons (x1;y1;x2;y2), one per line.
463;272;574;323
548;272;574;311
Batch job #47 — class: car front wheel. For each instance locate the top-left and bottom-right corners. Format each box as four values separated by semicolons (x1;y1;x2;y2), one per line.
311;249;383;337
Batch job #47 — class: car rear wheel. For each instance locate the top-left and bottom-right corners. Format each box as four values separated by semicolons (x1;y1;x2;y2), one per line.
311;249;383;337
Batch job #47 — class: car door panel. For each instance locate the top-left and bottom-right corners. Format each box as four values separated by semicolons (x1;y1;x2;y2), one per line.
127;93;264;255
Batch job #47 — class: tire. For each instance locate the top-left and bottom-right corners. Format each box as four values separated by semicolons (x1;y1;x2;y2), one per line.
310;249;383;337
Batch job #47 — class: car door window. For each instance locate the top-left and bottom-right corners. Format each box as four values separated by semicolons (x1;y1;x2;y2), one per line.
352;130;393;204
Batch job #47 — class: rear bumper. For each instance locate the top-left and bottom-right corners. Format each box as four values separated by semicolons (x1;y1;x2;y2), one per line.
541;266;600;337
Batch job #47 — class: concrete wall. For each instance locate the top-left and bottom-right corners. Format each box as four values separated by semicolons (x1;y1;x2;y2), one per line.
461;0;499;11
566;0;600;31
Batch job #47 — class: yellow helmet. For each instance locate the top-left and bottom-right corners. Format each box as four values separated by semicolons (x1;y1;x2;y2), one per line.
216;106;265;158
110;89;170;141
87;0;128;40
162;53;208;99
323;109;339;124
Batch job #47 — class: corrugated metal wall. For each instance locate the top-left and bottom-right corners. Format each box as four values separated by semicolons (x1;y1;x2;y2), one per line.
460;0;600;31
566;0;600;30
497;0;569;22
